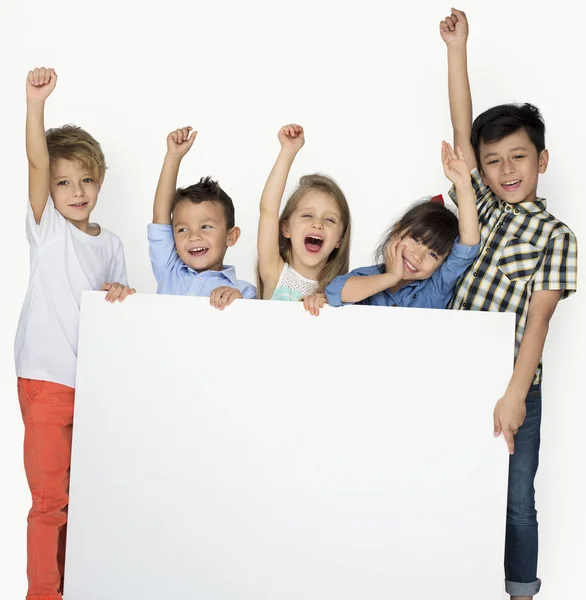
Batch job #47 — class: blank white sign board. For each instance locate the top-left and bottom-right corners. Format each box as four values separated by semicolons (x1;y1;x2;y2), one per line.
66;292;514;599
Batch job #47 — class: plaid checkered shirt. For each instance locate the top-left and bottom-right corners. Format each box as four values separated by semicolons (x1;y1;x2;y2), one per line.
449;168;578;384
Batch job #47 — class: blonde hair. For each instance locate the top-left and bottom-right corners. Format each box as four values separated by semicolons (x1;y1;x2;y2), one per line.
258;174;351;298
46;124;106;182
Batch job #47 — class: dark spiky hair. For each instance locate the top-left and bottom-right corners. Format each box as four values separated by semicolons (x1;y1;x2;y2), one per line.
172;176;235;229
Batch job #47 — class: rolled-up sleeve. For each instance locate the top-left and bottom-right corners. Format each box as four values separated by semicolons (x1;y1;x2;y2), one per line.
325;266;381;307
431;238;480;297
241;282;257;299
147;223;178;284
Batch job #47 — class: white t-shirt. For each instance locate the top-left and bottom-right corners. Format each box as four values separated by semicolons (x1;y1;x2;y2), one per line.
14;198;128;389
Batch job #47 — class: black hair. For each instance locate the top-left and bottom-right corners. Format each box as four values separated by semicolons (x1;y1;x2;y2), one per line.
471;103;546;169
171;176;235;229
375;200;458;268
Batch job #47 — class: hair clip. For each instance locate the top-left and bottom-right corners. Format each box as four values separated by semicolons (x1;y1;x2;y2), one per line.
430;194;444;205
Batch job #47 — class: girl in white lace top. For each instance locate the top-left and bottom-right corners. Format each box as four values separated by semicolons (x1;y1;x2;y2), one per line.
257;124;352;315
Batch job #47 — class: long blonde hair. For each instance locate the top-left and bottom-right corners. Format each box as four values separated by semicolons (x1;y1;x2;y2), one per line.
258;174;351;298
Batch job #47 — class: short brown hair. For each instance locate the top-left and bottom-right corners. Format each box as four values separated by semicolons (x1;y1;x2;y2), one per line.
46;124;106;182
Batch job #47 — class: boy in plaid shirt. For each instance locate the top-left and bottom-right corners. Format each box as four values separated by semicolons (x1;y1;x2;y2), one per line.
440;8;577;599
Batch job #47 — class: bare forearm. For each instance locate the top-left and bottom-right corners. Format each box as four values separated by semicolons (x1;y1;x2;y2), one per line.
507;319;549;400
341;273;399;304
26;100;49;169
454;182;480;245
447;45;473;141
153;154;181;224
259;148;297;216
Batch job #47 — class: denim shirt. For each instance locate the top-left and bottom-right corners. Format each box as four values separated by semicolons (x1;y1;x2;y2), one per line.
325;240;479;309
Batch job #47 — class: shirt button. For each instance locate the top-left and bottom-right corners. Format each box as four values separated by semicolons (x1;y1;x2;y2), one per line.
514;208;520;214
485;247;490;253
473;271;478;276
463;302;468;308
506;206;511;211
412;294;417;299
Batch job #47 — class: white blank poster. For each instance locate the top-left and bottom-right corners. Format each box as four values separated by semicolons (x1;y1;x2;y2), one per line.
66;293;514;600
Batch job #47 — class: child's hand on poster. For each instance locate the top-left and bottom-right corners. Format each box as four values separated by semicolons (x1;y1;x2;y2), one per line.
101;282;136;303
493;394;527;454
210;286;243;310
303;293;327;316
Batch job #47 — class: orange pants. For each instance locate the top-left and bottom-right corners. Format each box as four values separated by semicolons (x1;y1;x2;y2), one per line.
18;378;75;600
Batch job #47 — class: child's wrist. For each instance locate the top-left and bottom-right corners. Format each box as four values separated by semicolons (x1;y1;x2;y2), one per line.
447;41;467;52
26;99;46;109
504;384;528;405
279;147;299;160
383;271;400;288
164;152;183;164
454;181;474;194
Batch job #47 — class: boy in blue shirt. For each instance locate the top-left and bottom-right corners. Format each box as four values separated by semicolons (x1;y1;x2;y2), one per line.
148;126;255;307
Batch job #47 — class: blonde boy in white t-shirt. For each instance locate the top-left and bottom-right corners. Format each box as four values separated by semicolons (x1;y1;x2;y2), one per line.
15;67;134;600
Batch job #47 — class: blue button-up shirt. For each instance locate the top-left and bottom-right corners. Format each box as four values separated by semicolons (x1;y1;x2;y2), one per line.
147;224;256;298
325;240;479;309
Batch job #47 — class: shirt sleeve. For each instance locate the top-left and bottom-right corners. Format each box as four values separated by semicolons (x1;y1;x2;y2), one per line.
531;231;578;299
108;236;129;287
325;266;382;307
147;223;179;284
448;167;494;210
26;197;66;246
240;282;257;299
428;238;480;298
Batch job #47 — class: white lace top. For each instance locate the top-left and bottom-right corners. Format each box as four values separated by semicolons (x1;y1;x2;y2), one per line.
271;263;318;302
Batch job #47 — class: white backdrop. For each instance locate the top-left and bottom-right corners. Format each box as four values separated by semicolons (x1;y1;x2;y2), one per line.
0;0;584;598
67;294;513;599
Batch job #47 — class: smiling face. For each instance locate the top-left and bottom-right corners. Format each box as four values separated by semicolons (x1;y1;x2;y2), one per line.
479;129;548;204
49;158;101;226
281;190;344;278
172;199;240;273
396;233;447;282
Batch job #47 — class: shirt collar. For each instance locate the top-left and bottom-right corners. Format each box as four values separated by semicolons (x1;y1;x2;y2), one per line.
184;264;238;285
498;197;547;215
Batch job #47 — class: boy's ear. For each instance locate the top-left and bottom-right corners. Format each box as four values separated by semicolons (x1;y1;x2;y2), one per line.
96;179;104;193
226;226;241;247
539;149;549;174
281;220;291;239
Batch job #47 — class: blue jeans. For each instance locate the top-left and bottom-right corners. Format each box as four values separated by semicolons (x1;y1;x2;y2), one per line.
504;384;542;597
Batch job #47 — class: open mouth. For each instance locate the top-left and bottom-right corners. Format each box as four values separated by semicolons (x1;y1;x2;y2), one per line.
403;258;418;273
69;201;89;209
304;235;324;253
501;179;521;192
188;247;209;257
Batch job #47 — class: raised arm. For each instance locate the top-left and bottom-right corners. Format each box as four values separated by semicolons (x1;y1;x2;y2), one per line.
26;68;57;224
257;124;304;298
440;8;476;171
153;126;197;224
441;141;479;246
